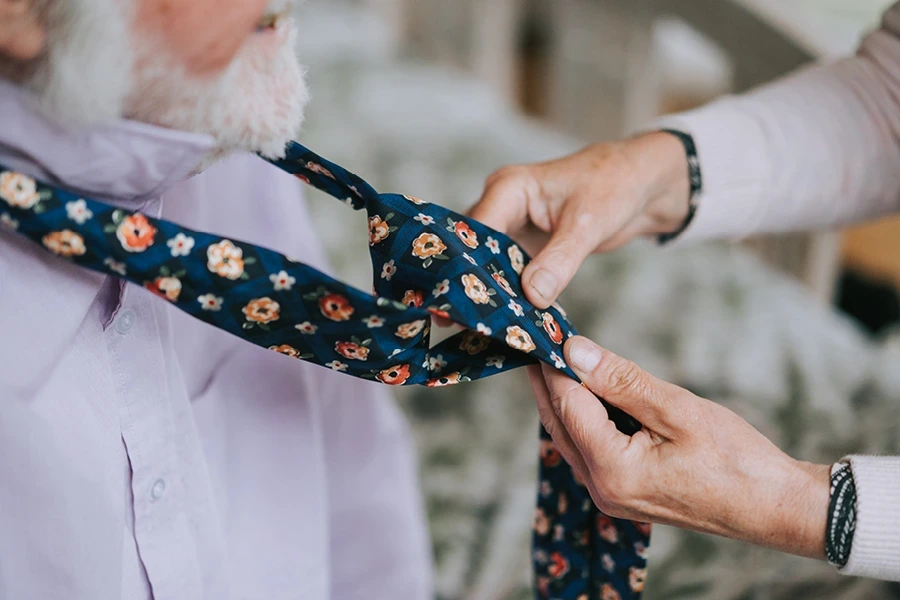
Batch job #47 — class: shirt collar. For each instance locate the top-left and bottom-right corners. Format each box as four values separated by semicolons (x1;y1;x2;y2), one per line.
0;79;217;208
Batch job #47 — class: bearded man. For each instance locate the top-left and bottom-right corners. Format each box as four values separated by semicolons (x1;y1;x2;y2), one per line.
0;1;432;598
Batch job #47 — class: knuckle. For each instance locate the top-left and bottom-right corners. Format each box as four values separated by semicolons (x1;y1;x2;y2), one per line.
600;357;645;397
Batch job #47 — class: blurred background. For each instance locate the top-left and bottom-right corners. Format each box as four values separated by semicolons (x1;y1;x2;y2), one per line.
291;1;900;598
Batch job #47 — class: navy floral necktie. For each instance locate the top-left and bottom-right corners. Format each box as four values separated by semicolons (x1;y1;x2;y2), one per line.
0;142;649;600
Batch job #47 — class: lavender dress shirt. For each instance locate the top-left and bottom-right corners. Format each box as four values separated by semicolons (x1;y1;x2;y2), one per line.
0;80;433;600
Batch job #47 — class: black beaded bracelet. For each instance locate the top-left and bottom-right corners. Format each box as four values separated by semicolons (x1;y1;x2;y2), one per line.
657;128;702;245
825;462;857;568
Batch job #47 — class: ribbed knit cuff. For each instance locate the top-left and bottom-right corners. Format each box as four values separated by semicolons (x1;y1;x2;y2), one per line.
840;455;900;581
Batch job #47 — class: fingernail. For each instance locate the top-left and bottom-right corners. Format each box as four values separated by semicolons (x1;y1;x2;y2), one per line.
567;337;602;373
530;269;558;302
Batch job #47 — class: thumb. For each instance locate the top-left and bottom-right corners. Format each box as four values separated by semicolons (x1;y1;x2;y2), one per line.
563;336;686;439
467;165;538;234
521;195;614;308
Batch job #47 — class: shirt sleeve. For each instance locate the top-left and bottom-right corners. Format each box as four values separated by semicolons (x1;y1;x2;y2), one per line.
320;376;434;599
840;455;900;581
652;2;900;243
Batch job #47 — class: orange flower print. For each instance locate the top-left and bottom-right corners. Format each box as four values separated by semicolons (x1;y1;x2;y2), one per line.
459;330;490;356
404;194;427;205
428;306;451;320
270;345;301;358
335;341;370;361
377;364;412;386
144;276;182;302
540;439;562;467
206;239;245;280
368;215;390;246
596;515;619;544
42;230;86;257
633;521;652;536
533;508;550;536
461;274;492;305
0;172;41;209
306;161;334;179
411;233;446;260
492;272;516;297
505;325;536;353
319;293;355;322
629;567;646;593
542;312;564;344
600;584;622;600
451;220;478;249
547;552;570;579
242;297;280;325
116;213;157;253
508;244;525;275
402;289;424;308
396;319;427;340
426;372;463;387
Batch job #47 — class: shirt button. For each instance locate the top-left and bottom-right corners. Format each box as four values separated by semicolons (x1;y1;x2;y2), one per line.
115;309;137;334
150;479;167;502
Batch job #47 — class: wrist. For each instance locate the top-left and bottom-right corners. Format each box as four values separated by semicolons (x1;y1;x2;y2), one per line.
773;460;831;560
621;131;692;236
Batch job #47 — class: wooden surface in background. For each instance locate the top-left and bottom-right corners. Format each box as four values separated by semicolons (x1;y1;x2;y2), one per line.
843;217;900;289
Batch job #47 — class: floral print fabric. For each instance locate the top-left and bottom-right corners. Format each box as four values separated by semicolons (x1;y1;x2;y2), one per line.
0;142;648;600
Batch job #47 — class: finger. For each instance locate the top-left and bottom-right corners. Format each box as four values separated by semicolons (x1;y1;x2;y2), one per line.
527;365;591;482
521;193;620;308
564;336;691;438
467;166;539;235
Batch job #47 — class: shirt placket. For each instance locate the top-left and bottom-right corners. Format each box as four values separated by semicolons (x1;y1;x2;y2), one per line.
105;285;203;600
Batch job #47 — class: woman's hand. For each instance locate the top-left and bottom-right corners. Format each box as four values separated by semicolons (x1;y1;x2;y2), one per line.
469;132;692;309
530;336;832;560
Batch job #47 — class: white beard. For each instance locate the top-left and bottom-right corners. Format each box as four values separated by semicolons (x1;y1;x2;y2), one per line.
124;20;309;161
21;0;309;161
24;0;133;125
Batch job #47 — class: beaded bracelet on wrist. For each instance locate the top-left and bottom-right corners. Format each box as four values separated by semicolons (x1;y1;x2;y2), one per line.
657;128;701;245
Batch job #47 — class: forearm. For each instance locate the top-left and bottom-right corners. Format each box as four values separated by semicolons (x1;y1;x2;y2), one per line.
651;7;900;242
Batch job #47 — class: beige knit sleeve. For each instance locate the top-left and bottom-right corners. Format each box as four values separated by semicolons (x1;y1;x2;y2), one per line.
653;2;900;243
840;456;900;581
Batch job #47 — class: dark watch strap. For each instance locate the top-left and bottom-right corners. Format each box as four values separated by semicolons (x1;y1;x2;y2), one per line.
657;128;701;245
826;462;857;567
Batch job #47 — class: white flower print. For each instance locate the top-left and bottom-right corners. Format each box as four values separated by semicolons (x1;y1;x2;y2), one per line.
413;213;434;226
486;355;505;369
167;233;195;257
381;259;397;281
427;354;447;372
486;236;500;254
197;294;223;312
0;212;19;231
551;351;566;370
463;253;476;265
602;554;615;573
326;361;349;372
508;299;524;317
476;323;492;336
433;279;450;297
295;321;318;334
364;315;386;328
103;257;127;276
65;199;93;224
269;270;296;291
390;348;403;358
